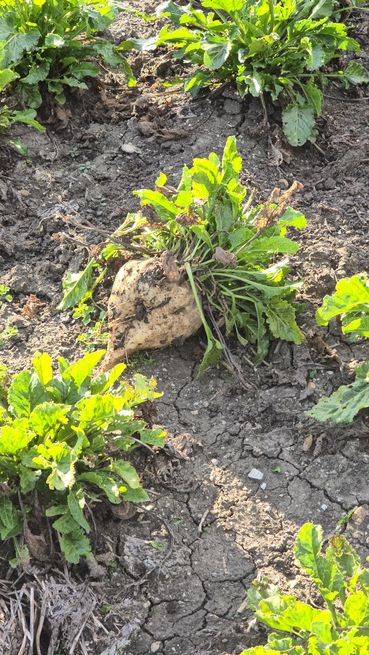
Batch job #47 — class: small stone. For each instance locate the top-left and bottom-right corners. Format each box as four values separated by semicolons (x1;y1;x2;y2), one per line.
211;458;218;466
260;482;267;490
121;142;142;154
151;642;162;653
302;434;314;452
321;504;328;511
248;468;264;481
352;506;368;525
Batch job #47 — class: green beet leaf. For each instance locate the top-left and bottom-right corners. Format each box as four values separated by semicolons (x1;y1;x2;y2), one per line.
202;37;232;70
282;103;316;147
10;108;45;132
67;489;90;533
61;350;105;390
307;367;369;424
19;467;41;494
2;29;41;67
110;460;141;489
123;486;150;503
202;0;244;11
30;402;69;437
295;522;324;573
75;394;125;430
294;522;344;600
21;60;50;84
0;497;22;540
0;421;33;454
78;471;123;504
32;352;53;385
344;590;369;625
140;428;166;448
58;526;92;564
265;299;304;345
58;259;97;311
7;370;33;417
0;67;19;91
341;61;369;87
316;275;369;331
53;511;81;535
240;649;281;654
303;82;323;115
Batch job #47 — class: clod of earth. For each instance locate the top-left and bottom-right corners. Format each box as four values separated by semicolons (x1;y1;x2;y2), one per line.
104;252;202;369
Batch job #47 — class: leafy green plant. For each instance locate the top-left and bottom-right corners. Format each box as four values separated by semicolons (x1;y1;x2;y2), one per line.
155;0;369;146
308;361;369;424
0;283;12;305
76;309;109;352
241;522;369;655
0;0;135;109
316;274;369;339
0;350;165;564
0;67;44;138
59;136;305;372
307;274;369;424
0;322;17;348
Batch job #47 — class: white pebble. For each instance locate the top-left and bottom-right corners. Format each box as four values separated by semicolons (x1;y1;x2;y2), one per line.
248;468;264;481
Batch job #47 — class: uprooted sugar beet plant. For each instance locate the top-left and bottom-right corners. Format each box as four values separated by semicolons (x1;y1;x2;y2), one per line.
61;137;306;373
1;0;369;653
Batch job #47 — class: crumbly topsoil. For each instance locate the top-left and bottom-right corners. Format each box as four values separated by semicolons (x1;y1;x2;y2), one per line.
1;4;369;655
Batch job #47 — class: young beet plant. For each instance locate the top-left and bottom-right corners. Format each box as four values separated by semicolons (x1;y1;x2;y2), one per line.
307;274;369;424
241;522;369;654
0;0;135;108
0;351;165;565
156;0;369;146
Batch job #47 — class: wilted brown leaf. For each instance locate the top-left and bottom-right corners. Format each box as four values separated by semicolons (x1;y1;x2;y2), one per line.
25;528;50;562
214;247;237;267
22;295;45;319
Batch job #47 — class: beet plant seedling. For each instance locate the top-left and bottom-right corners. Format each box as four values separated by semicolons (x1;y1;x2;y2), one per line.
155;0;369;146
0;283;12;305
308;274;369;424
0;351;165;564
0;0;135;109
241;522;369;655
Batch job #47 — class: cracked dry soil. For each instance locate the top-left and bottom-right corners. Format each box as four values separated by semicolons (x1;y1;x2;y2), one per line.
1;4;369;654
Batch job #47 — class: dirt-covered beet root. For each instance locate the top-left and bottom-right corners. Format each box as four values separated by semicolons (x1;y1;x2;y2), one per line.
103;252;202;370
